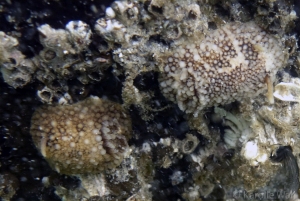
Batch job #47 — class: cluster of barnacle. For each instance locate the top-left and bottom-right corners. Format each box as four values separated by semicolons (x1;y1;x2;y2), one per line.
36;20;115;104
254;0;298;34
0;32;36;88
0;21;112;104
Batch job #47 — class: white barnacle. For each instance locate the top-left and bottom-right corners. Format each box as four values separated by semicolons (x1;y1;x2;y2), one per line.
273;80;300;102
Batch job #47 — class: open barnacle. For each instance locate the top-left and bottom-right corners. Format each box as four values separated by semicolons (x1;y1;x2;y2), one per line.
273;78;300;102
181;134;199;154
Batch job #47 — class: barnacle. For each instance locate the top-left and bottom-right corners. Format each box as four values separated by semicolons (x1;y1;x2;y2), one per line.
38;20;91;57
0;32;36;88
181;134;199;154
30;96;132;175
273;78;300;102
37;86;54;104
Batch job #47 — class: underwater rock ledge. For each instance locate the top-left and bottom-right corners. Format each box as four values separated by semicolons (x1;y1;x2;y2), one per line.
0;0;300;201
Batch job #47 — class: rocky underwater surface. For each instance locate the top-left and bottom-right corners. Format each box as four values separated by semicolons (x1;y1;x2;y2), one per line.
1;0;300;200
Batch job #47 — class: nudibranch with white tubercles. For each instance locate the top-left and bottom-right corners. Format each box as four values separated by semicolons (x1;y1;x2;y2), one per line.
158;22;287;116
30;96;132;175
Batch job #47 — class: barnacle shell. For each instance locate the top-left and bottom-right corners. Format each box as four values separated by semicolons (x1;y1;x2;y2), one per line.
273;81;300;102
